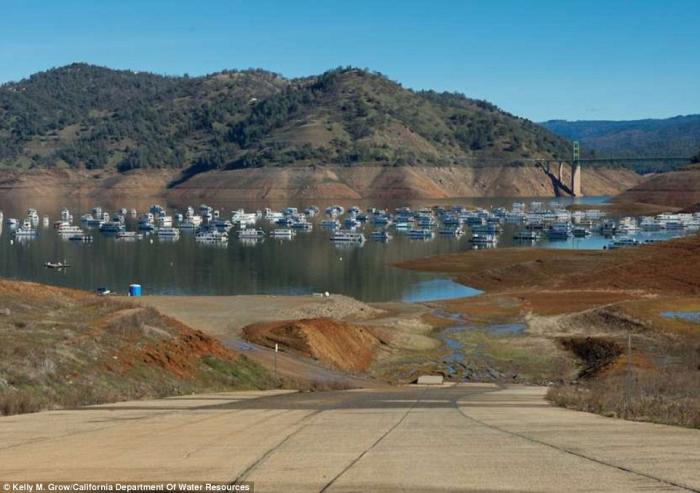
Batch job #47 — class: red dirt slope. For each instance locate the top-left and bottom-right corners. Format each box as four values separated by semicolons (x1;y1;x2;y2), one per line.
242;318;384;372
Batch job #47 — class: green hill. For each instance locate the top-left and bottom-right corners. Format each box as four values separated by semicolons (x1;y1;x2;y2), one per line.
0;64;570;177
541;116;700;167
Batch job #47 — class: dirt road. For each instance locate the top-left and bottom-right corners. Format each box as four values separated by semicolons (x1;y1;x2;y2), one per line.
1;385;698;492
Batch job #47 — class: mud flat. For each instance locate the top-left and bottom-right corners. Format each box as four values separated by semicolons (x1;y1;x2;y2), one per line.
398;234;700;427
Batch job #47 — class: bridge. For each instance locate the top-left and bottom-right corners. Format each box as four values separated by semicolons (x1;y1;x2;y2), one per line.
532;144;692;197
438;148;692;197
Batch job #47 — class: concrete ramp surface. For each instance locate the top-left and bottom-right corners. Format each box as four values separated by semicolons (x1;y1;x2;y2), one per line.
0;385;698;492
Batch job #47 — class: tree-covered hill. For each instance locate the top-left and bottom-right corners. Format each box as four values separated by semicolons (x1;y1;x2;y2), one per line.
0;64;570;174
541;116;700;160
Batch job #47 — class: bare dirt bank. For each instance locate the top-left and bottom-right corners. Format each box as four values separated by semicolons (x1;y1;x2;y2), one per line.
0;165;642;203
0;168;177;203
166;165;642;202
398;234;700;296
242;318;384;372
614;165;700;212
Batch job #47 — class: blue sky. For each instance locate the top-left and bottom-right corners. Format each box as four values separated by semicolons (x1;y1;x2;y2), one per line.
1;0;698;121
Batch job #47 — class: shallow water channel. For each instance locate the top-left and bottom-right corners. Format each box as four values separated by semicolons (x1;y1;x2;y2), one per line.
431;308;526;380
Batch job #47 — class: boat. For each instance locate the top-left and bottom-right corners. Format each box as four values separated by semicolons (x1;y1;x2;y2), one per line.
68;234;93;242
269;228;295;238
330;230;366;243
605;238;640;249
547;223;572;240
290;221;313;231
438;226;464;237
599;220;617;236
469;233;497;245
13;219;37;237
513;230;539;241
238;228;265;239
343;217;361;229
99;221;125;233
157;215;173;228
407;229;434;239
370;231;392;241
44;261;71;269
195;231;228;243
572;227;592;238
57;224;84;235
320;219;340;229
157;227;180;238
116;231;142;240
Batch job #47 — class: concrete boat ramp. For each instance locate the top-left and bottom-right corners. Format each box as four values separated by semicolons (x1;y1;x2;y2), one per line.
1;384;699;492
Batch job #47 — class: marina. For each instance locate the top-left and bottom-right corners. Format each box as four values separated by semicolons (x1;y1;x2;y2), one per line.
0;196;696;301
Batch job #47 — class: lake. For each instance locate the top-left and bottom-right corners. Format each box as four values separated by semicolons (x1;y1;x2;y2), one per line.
0;195;687;302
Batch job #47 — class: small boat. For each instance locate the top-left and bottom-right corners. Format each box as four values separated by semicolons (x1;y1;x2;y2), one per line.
44;261;71;269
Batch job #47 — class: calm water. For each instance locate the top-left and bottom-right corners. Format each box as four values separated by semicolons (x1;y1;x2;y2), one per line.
661;311;700;324
0;195;685;302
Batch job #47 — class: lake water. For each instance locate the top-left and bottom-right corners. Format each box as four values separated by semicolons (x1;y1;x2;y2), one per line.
0;195;688;302
661;311;700;324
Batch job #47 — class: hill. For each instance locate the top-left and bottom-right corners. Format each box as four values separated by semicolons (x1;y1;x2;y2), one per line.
0;64;570;177
0;279;276;415
541;116;700;172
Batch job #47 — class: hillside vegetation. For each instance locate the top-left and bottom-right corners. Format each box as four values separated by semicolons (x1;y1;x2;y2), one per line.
0;64;570;177
0;280;276;415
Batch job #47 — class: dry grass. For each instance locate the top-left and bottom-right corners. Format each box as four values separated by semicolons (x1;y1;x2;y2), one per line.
0;279;277;416
548;369;700;428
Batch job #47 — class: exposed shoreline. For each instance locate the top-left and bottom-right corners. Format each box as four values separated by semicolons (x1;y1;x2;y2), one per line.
0;164;642;204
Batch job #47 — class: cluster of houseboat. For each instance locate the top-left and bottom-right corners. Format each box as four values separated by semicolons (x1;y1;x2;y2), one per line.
2;201;698;249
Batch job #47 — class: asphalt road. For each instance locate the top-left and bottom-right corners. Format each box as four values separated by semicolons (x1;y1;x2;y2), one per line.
1;384;699;492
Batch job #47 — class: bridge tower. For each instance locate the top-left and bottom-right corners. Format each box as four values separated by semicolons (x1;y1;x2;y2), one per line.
572;141;582;197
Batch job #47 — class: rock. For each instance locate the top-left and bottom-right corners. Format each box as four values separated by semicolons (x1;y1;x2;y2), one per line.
0;308;10;316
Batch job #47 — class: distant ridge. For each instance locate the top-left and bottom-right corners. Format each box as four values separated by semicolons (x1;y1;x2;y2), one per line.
541;115;700;171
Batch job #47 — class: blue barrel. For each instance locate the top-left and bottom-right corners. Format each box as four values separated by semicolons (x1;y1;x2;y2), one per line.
128;284;142;297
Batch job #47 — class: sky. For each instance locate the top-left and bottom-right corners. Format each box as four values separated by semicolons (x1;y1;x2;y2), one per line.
1;0;698;121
